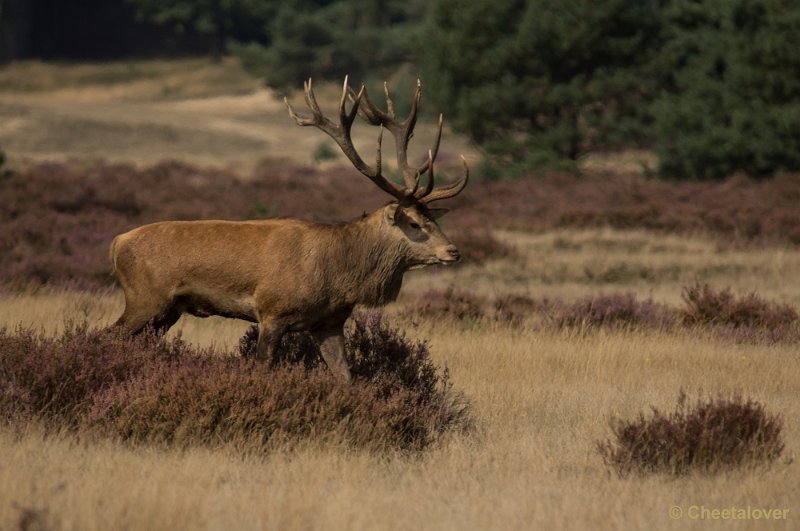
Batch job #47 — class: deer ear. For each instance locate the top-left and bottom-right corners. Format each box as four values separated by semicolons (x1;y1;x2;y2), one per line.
428;208;450;220
385;204;400;225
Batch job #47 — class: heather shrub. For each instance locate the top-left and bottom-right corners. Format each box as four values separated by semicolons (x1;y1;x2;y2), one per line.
492;294;542;327
682;282;798;328
597;391;784;476
5;160;800;291
0;323;185;427
681;283;800;343
239;311;449;404
238;310;442;395
550;293;675;331
1;314;471;452
404;287;487;324
402;289;546;328
238;324;320;367
89;311;470;451
455;230;518;265
86;359;460;451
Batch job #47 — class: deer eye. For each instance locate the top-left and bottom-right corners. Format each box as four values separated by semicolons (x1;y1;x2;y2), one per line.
409;221;422;230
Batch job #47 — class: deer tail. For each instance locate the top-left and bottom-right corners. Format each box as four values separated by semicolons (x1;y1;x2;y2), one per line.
109;235;121;275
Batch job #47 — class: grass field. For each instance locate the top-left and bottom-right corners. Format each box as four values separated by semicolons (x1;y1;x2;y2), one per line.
0;58;478;174
0;60;798;530
2;229;797;531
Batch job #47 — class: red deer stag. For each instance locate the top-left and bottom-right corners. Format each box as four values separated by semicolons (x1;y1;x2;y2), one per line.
109;77;468;380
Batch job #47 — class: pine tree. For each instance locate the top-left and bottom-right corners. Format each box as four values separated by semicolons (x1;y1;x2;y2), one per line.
419;0;660;172
652;0;800;179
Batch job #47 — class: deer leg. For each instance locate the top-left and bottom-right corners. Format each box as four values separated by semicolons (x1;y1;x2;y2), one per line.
150;305;182;335
256;318;286;366
113;297;174;336
312;326;351;382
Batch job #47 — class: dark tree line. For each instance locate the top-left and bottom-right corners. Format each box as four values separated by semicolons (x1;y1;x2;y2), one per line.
0;0;210;60
421;0;800;180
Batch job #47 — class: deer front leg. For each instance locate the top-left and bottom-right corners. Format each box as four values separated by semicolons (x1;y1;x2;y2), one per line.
256;318;286;367
313;326;351;382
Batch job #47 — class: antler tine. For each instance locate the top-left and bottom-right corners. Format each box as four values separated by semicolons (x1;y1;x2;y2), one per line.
414;149;436;199
405;170;422;198
285;78;319;126
340;75;365;129
420;155;470;204
303;78;327;125
383;82;396;119
389;79;424;191
375;126;383;178
413;113;443;178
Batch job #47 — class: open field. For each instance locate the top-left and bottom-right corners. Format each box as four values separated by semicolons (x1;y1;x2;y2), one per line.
0;293;797;530
1;60;799;530
2;228;799;530
0;58;479;174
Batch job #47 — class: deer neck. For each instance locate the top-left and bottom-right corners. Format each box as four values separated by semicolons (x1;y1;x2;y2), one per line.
332;212;410;307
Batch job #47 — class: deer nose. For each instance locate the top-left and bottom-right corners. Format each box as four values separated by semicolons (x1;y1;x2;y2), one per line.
446;245;461;262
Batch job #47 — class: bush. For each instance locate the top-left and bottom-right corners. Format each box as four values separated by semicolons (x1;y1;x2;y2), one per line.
455;229;518;265
492;293;541;327
0;313;471;452
550;293;674;330
681;282;800;343
403;287;487;324
597;391;784;476
0;322;184;427
238;310;444;395
681;282;798;328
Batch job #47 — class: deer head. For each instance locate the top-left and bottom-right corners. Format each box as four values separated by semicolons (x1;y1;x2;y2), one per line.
284;77;469;268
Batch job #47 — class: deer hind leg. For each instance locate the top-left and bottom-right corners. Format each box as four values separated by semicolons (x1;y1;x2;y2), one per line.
113;292;179;336
312;325;351;382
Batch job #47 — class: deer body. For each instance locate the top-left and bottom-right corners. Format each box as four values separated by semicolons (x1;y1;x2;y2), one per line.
111;78;468;380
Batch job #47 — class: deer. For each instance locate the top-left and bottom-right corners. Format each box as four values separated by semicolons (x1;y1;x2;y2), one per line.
109;77;468;381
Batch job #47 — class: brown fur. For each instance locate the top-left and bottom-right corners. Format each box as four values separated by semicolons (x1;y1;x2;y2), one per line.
110;202;459;380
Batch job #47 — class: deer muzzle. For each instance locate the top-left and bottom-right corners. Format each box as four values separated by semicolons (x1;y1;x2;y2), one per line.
438;244;461;264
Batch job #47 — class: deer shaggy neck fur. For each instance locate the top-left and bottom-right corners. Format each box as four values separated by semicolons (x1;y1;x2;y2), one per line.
317;208;409;308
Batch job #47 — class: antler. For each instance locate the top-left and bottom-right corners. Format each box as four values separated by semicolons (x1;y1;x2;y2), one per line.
285;77;468;204
285;76;406;200
354;79;468;204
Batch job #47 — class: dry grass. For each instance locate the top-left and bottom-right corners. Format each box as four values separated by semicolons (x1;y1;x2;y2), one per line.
1;228;797;530
405;228;800;309
0;59;478;174
0;322;796;530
